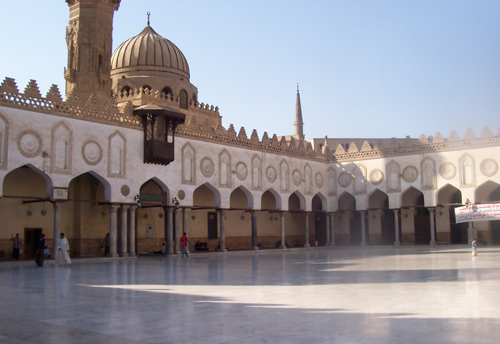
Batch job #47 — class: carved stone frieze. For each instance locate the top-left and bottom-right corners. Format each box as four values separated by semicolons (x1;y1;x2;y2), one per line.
17;130;42;158
236;161;248;181
200;157;214;178
82;140;103;166
120;184;130;196
292;169;302;186
338;172;352;188
315;172;324;188
480;158;498;177
370;169;384;185
266;166;277;183
402;166;418;183
439;162;457;180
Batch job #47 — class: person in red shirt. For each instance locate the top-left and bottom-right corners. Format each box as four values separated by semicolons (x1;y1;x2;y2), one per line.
181;232;189;257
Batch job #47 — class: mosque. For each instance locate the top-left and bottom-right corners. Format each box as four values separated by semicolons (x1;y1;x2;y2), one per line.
1;0;499;259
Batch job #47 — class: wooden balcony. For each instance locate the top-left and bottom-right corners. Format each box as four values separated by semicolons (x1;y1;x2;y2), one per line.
144;140;175;165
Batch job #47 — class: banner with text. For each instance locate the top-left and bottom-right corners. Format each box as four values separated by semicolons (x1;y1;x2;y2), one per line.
455;204;500;223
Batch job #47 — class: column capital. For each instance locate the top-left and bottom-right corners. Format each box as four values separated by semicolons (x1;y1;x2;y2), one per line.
108;204;119;212
129;205;137;212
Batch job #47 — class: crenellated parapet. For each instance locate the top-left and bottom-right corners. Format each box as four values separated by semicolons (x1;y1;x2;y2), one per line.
1;77;499;164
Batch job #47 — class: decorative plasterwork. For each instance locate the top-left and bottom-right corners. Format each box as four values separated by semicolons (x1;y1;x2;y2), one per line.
315;172;324;188
17;130;42;158
280;160;289;192
439;162;457;180
51;122;73;174
369;169;384;185
219;149;231;188
266;166;277;183
251;155;262;190
402;166;418;183
236;161;248;181
0;112;8;170
304;164;313;194
177;190;186;200
338;172;352;188
182;143;196;184
421;157;437;190
480;159;498;177
292;169;302;187
82;140;103;166
386;160;401;192
120;185;130;196
328;168;337;196
107;131;126;178
200;157;214;178
353;164;367;195
459;154;475;187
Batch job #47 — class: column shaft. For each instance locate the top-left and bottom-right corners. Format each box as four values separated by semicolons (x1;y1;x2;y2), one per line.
53;202;61;260
219;210;226;252
109;205;119;257
119;205;128;257
304;213;310;248
429;208;436;245
251;211;258;250
164;207;173;255
174;208;181;253
393;209;401;246
128;206;136;257
280;212;286;249
183;208;190;253
360;211;367;246
330;213;336;246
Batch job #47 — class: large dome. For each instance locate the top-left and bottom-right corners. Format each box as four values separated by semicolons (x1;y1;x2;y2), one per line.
111;25;190;79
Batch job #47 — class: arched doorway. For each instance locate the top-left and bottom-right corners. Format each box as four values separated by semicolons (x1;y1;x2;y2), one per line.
312;193;327;246
476;181;500;244
193;183;220;250
437;184;466;244
401;187;429;244
339;192;360;245
229;186;253;249
368;189;394;245
1;165;53;258
288;192;306;247
69;172;111;256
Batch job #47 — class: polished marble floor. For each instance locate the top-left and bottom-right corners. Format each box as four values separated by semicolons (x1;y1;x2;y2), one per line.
0;245;499;344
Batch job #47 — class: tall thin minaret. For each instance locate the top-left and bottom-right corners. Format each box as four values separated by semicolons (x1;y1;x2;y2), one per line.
294;84;304;140
64;0;121;101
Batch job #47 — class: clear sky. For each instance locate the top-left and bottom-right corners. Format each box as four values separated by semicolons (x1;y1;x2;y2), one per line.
1;0;499;141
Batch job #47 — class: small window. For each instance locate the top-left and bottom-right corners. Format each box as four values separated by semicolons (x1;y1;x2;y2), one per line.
142;85;152;94
161;87;173;98
120;86;132;96
180;89;188;109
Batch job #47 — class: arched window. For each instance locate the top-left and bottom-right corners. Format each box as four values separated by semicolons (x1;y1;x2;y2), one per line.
120;86;132;96
180;89;188;109
161;87;173;99
142;85;152;94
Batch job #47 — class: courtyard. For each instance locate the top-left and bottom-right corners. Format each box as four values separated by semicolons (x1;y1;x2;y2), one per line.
0;246;499;344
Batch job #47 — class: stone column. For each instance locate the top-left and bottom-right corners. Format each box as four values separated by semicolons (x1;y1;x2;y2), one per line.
304;212;310;248
52;202;61;260
393;209;401;246
279;211;286;249
325;213;331;246
164;206;174;255
330;213;336;246
119;205;128;257
360;211;367;246
109;204;119;257
219;210;227;252
183;207;190;253
174;208;181;254
429;207;436;246
128;205;136;257
251;210;258;250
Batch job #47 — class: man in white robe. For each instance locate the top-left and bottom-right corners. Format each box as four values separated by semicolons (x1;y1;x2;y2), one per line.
57;233;71;267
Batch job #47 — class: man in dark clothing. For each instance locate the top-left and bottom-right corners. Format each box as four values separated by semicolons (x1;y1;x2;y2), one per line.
35;234;46;267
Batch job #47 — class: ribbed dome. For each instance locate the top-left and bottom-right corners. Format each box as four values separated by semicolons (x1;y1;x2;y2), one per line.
111;25;190;79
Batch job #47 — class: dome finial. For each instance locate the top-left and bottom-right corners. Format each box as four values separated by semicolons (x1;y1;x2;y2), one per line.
147;11;151;26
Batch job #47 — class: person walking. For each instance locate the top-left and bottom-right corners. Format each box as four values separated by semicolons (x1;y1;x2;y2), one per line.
35;234;46;267
101;233;110;256
181;232;189;257
11;233;23;260
57;233;71;267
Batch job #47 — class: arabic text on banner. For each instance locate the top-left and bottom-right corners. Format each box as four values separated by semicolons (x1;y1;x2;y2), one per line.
454;203;500;223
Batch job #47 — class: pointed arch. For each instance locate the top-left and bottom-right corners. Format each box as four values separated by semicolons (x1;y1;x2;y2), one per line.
386;160;401;192
181;143;196;184
71;170;112;202
108;131;126;178
368;189;389;209
193;182;221;208
421;157;436;190
353;164;367;195
230;185;254;209
437;183;462;205
219;149;231;188
51;121;72;174
327;167;337;196
251;155;262;190
0;112;8;170
459;153;476;187
139;177;169;205
288;191;305;211
280;159;289;192
2;164;53;198
304;163;313;194
261;188;281;210
312;192;327;211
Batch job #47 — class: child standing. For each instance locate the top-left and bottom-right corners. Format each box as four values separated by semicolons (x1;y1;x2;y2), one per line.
472;238;477;257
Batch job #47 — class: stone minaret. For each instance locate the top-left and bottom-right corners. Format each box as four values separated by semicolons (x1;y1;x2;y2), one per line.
64;0;121;101
294;84;304;140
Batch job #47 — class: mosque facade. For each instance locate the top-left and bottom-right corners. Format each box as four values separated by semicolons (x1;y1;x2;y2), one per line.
1;0;499;259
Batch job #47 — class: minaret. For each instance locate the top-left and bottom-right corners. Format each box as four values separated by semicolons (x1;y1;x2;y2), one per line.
294;84;304;140
64;0;121;101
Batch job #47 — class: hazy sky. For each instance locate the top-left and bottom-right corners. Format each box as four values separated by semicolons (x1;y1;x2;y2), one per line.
1;0;499;141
